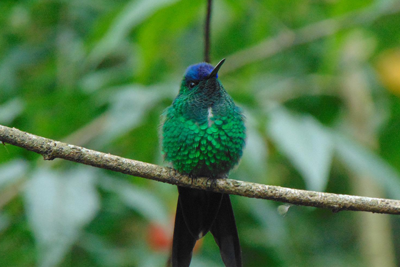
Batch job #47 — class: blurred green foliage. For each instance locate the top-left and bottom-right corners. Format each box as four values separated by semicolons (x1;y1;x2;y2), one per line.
1;0;400;266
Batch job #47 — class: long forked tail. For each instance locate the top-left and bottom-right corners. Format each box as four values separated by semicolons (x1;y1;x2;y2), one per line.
170;187;242;267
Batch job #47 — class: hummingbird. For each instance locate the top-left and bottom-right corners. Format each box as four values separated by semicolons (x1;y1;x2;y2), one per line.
162;59;246;267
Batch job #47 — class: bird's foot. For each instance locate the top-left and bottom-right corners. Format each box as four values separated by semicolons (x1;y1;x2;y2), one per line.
187;173;196;185
206;177;220;189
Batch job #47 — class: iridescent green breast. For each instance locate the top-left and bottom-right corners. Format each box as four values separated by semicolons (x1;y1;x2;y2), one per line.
162;105;245;178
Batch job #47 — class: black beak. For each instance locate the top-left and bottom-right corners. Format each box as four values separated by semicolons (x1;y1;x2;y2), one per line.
207;58;225;79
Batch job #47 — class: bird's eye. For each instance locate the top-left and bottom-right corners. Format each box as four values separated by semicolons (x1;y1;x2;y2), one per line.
188;81;198;89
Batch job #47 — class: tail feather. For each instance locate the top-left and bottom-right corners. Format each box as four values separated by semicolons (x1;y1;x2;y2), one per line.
171;187;242;267
171;197;197;267
210;194;242;267
177;186;223;238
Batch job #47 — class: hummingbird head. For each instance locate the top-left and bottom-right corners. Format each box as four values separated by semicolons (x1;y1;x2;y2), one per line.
179;59;225;97
174;59;228;122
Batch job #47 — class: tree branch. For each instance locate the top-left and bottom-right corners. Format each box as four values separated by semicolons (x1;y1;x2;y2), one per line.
1;124;400;215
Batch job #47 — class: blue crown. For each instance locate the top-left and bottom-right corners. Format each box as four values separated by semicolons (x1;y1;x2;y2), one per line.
184;62;217;81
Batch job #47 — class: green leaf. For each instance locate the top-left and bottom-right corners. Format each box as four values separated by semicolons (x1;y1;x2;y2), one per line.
333;133;400;199
0;47;40;92
87;0;180;67
267;107;334;191
246;198;287;247
95;85;164;145
239;110;268;182
284;95;342;126
0;159;28;189
0;213;10;233
99;176;169;225
24;167;99;267
0;98;25;124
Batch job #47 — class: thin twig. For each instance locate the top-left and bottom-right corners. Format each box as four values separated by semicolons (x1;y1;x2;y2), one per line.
204;0;212;63
1;124;400;215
